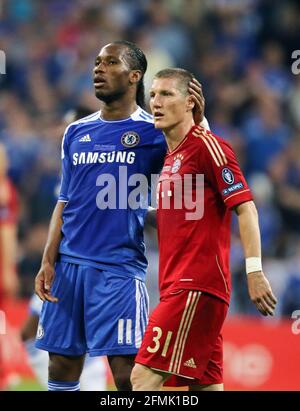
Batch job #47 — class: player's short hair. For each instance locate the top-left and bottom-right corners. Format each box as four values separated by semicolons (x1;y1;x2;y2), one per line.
154;68;196;96
112;40;148;109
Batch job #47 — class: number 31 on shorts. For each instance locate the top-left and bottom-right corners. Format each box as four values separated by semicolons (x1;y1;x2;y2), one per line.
147;327;173;357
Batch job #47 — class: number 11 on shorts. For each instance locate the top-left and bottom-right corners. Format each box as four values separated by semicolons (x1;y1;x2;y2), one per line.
147;327;173;357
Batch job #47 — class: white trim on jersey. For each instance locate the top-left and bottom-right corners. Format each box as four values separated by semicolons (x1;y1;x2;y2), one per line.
135;279;142;348
126;319;132;344
134;280;149;348
62;111;101;154
139;282;147;335
69;111;100;126
118;319;124;344
131;107;154;124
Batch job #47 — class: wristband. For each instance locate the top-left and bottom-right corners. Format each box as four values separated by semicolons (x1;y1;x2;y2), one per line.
246;257;262;274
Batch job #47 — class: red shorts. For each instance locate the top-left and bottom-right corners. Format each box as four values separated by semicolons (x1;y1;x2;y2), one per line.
135;290;228;386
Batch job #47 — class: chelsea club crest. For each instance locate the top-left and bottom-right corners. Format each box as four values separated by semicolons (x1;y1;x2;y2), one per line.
121;131;140;147
36;324;44;339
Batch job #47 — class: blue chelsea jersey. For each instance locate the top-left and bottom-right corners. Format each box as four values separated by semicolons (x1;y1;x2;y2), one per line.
58;107;167;280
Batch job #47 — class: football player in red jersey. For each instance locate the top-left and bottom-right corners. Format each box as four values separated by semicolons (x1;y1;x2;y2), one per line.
131;68;277;391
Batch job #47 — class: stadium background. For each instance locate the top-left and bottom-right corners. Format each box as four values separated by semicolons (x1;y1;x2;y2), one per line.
0;0;300;390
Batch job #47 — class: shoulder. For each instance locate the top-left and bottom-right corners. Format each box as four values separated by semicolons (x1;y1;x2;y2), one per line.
63;111;100;140
190;126;233;168
131;107;165;145
131;107;154;125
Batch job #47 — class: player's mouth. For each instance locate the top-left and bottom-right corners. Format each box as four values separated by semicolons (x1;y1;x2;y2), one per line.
94;77;107;88
154;112;164;120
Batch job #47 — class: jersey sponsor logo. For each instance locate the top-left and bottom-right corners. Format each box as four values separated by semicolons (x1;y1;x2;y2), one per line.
222;167;234;184
36;324;44;339
183;358;197;368
93;144;116;151
222;182;244;196
72;151;136;165
78;134;92;142
171;154;184;173
121;131;140;147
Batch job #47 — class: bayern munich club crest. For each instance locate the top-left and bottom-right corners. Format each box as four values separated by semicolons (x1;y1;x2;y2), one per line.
171;154;184;173
121;131;140;147
222;168;234;184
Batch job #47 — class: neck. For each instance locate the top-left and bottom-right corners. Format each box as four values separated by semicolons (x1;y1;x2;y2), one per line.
99;92;138;121
164;117;195;152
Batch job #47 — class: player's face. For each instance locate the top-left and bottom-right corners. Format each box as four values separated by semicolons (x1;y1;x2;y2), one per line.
150;77;191;130
93;44;132;103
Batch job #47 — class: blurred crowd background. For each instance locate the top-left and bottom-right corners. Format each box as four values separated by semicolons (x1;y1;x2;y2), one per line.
1;0;300;318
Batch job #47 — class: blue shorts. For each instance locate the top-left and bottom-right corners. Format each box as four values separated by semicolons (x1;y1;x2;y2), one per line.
35;261;149;356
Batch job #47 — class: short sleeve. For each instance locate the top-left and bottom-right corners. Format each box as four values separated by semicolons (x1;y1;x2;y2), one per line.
58;126;72;202
198;128;253;209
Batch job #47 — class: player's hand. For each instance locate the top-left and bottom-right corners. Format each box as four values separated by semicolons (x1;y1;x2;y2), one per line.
35;263;58;303
189;78;205;124
247;271;277;316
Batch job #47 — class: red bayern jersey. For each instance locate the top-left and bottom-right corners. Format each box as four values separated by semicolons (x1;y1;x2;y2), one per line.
157;125;253;305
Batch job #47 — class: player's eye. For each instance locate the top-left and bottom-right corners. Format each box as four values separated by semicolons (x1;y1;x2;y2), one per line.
108;60;117;65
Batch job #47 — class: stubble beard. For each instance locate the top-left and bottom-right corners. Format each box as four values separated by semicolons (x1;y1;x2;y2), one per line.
95;89;127;104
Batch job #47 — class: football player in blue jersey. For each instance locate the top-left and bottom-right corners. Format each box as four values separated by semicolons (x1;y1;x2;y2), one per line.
21;107;107;391
34;40;206;391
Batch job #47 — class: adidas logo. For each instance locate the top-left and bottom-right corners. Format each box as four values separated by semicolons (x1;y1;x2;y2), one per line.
183;358;196;368
79;134;91;142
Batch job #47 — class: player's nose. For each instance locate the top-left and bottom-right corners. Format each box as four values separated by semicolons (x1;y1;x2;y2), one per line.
94;61;106;74
153;96;162;108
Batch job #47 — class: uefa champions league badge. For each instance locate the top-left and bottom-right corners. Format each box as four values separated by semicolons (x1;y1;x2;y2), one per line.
171;154;184;173
36;324;44;339
222;168;234;185
121;131;140;147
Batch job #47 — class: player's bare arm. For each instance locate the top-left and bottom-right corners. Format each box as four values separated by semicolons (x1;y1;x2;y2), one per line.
235;200;277;316
35;201;65;303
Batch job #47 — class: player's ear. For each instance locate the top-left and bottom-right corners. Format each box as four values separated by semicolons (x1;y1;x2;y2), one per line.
129;70;142;85
186;94;195;112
